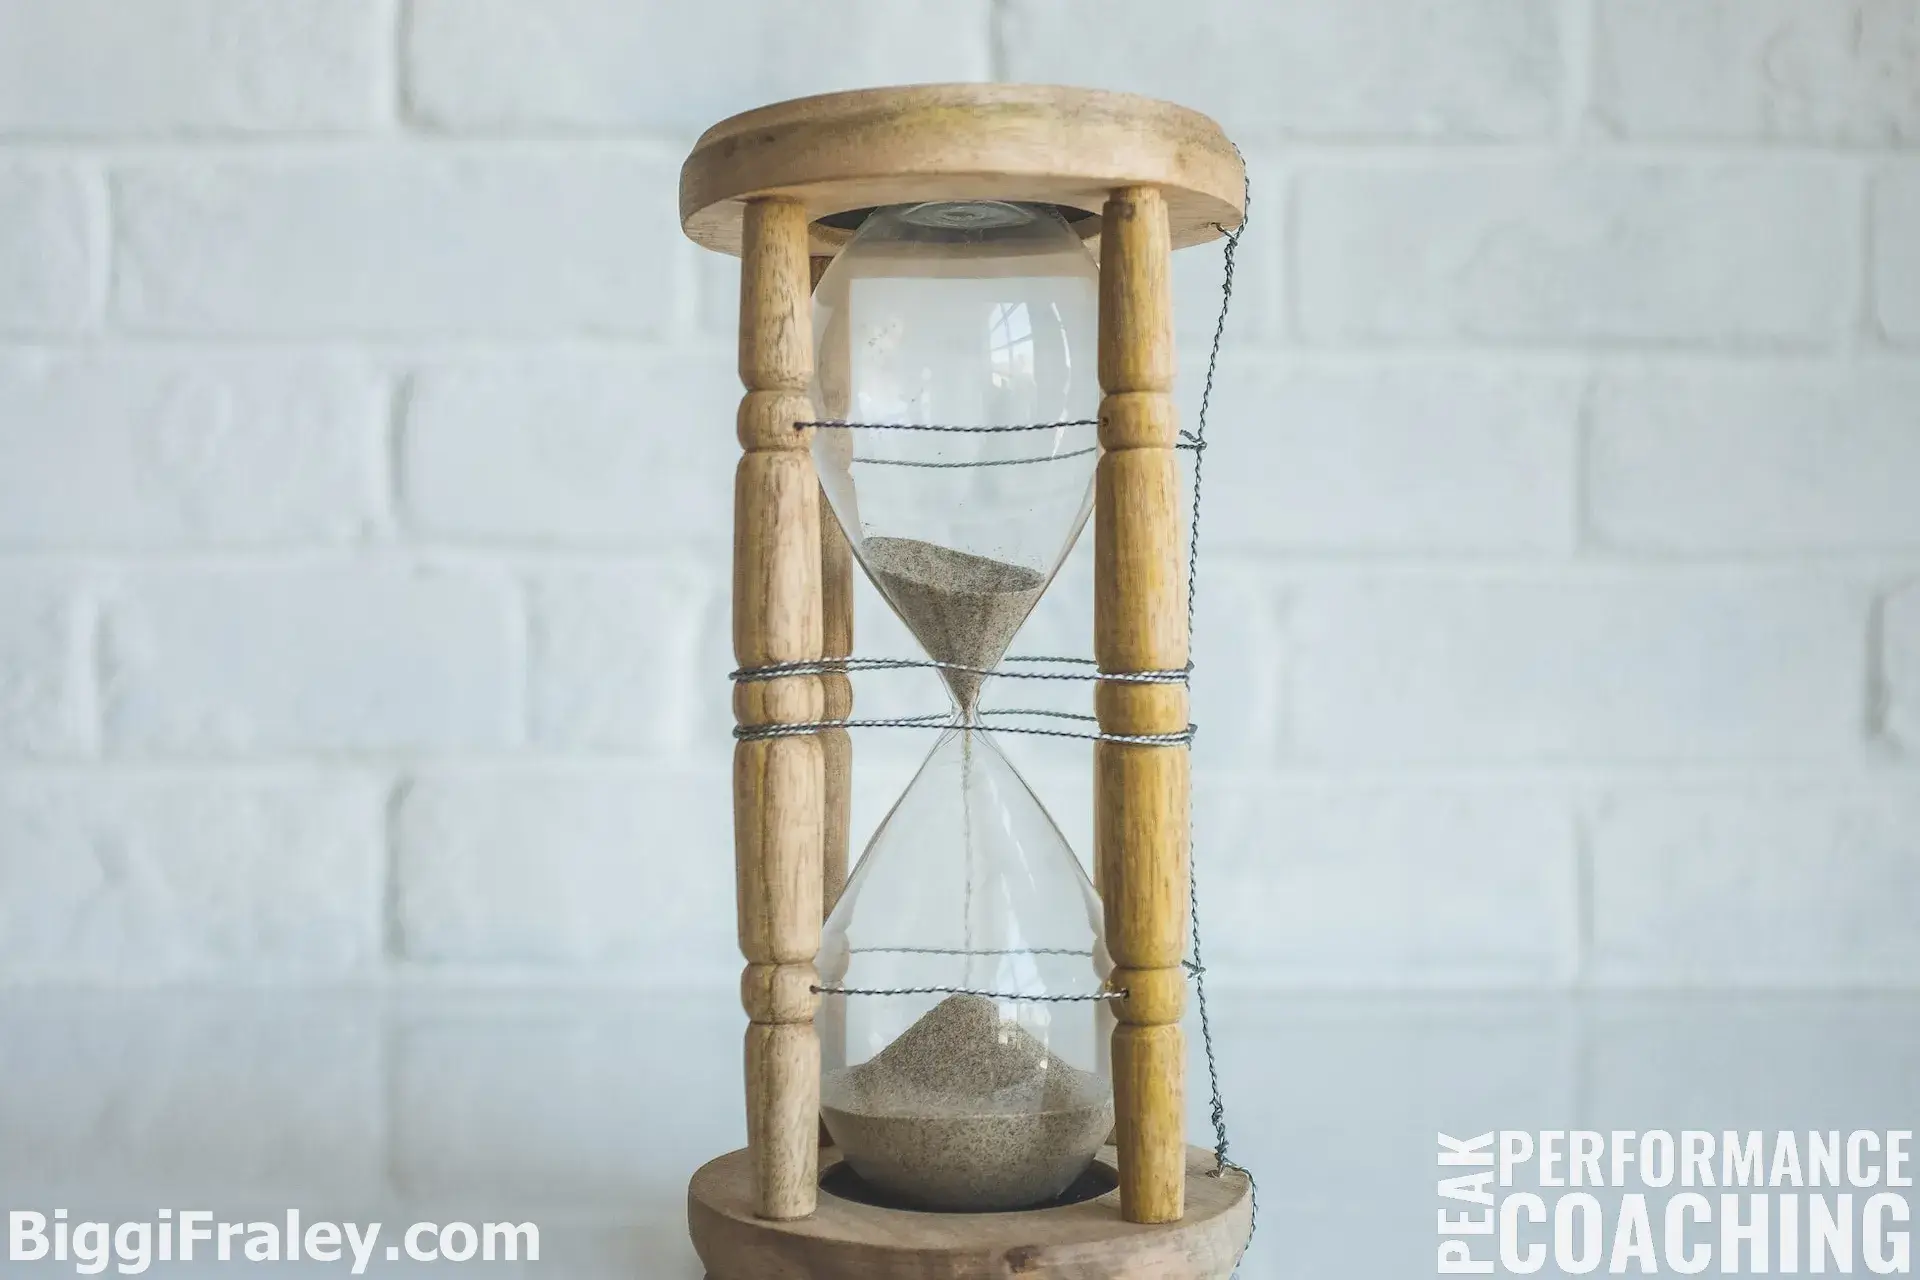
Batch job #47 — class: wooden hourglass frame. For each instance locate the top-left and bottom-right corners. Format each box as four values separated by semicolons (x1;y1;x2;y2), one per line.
680;84;1251;1279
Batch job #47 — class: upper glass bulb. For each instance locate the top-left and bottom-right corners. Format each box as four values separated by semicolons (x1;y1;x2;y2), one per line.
809;201;1101;716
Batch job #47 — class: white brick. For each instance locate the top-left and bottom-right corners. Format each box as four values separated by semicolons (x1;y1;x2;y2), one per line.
1201;781;1578;985
1591;0;1920;143
1202;362;1579;553
112;155;682;336
394;768;734;976
1875;169;1920;343
1001;0;1561;141
0;777;382;981
1296;163;1852;345
1590;785;1920;986
528;561;730;752
0;0;388;136
1287;575;1868;762
1589;367;1920;552
1887;580;1920;750
405;0;990;134
391;996;739;1209
0;993;383;1200
0;572;90;757
0;164;93;331
0;353;384;548
403;353;737;544
101;566;520;753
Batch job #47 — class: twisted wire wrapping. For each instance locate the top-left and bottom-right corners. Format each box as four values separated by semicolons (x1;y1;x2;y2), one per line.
1185;156;1260;1260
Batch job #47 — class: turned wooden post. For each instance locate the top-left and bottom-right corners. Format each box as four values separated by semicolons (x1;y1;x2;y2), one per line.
734;197;825;1222
1095;184;1189;1226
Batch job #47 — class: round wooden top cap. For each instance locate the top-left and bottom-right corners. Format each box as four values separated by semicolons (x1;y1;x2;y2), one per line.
680;83;1245;257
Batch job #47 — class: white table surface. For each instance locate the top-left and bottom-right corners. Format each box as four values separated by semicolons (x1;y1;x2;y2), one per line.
2;989;1914;1277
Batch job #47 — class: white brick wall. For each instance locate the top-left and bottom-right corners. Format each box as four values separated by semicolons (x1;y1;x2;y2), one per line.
0;353;386;547
99;565;523;754
1588;0;1920;143
0;0;393;136
403;0;993;134
1295;162;1855;345
0;0;1915;992
0;163;97;331
0;774;385;981
1587;367;1920;551
113;155;686;336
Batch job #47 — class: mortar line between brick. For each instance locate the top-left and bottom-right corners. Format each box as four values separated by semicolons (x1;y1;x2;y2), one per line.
1865;589;1892;747
987;0;1008;81
382;775;411;966
384;371;413;539
81;161;112;332
1570;371;1598;557
1561;0;1597;146
392;0;419;132
510;570;533;751
77;580;105;759
1860;162;1885;349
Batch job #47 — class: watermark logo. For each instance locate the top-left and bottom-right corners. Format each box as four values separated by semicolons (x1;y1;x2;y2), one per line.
9;1210;538;1275
1439;1131;1913;1275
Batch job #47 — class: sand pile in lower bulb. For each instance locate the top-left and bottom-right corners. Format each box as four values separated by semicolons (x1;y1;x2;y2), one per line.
861;537;1045;716
821;994;1113;1212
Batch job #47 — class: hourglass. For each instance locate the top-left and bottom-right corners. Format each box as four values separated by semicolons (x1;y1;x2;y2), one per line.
681;84;1250;1278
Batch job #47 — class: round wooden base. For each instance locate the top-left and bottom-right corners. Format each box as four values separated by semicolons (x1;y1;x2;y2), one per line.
688;1145;1252;1280
679;83;1246;258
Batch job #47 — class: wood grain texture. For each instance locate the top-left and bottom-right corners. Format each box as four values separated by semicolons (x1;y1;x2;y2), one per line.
689;1145;1252;1280
745;1023;823;1222
682;84;1244;258
735;738;825;965
1111;1026;1188;1224
735;195;824;1222
1094;184;1190;1226
740;200;813;397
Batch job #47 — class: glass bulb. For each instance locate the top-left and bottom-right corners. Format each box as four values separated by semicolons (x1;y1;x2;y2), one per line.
808;202;1112;1213
810;201;1101;718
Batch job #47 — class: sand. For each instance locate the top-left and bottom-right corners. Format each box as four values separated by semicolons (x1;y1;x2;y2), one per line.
861;537;1045;716
820;994;1113;1212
